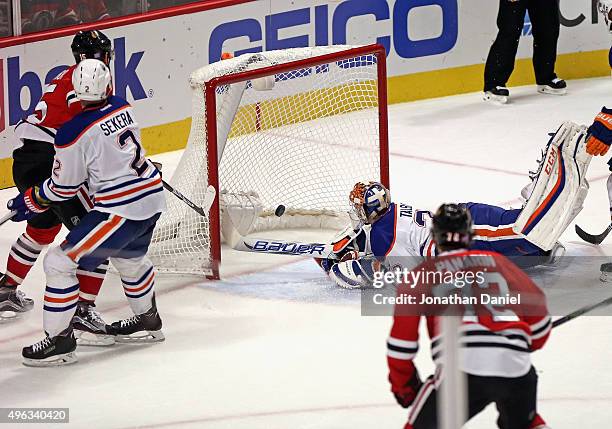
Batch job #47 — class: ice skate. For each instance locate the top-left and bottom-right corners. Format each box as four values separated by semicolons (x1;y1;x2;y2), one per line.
0;274;34;323
22;328;77;367
537;77;567;95
600;262;612;283
106;297;164;344
542;241;566;266
483;86;509;104
72;302;115;346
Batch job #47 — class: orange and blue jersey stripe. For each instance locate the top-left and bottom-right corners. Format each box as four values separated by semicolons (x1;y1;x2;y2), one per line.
65;214;126;262
94;169;163;209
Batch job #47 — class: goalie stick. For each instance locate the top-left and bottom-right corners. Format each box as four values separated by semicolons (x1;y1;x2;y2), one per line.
574;223;612;245
228;230;340;260
553;294;612;328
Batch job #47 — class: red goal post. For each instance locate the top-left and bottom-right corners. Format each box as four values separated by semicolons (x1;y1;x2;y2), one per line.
149;44;389;279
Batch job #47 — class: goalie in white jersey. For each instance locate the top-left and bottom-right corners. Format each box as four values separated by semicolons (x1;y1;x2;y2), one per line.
323;122;592;289
7;59;167;366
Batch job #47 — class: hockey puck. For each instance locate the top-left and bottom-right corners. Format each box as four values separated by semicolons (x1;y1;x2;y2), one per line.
275;205;286;217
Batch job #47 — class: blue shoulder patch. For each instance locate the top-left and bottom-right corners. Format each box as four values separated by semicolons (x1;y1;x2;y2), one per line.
370;203;396;257
55;96;130;148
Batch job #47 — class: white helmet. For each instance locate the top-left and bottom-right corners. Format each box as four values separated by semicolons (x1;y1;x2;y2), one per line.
600;0;612;33
72;58;112;102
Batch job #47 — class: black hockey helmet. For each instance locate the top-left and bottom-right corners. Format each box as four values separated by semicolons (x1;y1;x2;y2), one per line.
431;203;473;251
71;30;113;65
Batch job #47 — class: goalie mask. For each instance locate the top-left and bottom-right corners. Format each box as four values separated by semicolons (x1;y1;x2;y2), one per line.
600;0;612;33
349;181;391;224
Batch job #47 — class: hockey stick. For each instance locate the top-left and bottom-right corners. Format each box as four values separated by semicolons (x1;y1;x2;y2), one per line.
552;295;612;328
574;223;612;245
0;211;16;226
162;182;335;259
228;230;339;259
162;181;216;217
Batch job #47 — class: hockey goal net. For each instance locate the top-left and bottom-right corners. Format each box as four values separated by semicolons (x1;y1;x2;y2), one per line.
149;44;389;279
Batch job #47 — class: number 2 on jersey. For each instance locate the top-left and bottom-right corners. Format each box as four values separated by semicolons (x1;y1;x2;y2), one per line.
414;210;433;227
118;130;147;176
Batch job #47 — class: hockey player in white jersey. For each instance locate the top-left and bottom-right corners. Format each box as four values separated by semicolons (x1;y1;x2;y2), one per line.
323;122;591;289
7;59;166;366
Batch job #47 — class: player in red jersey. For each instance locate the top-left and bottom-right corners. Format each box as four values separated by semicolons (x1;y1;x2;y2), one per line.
387;204;552;429
0;30;115;345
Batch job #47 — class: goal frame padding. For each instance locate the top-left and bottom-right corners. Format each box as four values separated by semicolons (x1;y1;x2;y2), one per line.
204;44;390;279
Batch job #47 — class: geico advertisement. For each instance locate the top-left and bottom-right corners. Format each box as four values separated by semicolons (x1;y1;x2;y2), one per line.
0;0;607;158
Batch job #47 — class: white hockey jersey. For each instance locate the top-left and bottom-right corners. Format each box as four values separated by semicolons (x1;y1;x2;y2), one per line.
369;202;435;268
39;96;166;220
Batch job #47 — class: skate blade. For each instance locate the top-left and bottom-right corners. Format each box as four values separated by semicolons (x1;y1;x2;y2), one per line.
600;272;612;283
74;330;116;347
0;311;21;324
23;351;78;367
116;330;165;344
537;86;567;96
483;93;508;105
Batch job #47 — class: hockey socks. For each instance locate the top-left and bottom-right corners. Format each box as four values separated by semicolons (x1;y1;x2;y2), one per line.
76;260;109;303
120;264;156;315
6;224;61;285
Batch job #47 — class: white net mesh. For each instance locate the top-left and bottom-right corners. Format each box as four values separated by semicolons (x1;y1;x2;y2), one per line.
148;45;385;276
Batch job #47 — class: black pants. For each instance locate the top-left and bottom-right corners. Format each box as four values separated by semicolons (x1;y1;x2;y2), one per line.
484;0;560;90
12;140;88;230
410;366;538;429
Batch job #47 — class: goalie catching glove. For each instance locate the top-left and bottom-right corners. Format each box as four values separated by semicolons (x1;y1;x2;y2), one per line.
8;186;51;222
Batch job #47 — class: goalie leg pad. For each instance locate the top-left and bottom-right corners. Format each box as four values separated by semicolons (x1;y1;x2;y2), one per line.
513;121;592;251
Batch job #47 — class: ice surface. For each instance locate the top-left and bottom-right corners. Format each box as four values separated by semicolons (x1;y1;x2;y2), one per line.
0;78;611;428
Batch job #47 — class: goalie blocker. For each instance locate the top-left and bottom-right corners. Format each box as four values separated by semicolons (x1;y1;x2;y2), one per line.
514;121;592;251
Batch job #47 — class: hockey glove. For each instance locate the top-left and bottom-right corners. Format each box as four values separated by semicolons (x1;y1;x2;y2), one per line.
315;250;360;274
392;369;423;408
7;186;50;222
586;107;612;156
329;256;382;289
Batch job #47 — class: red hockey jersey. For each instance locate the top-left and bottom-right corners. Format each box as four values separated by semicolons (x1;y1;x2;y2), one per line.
388;249;551;397
14;64;82;144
